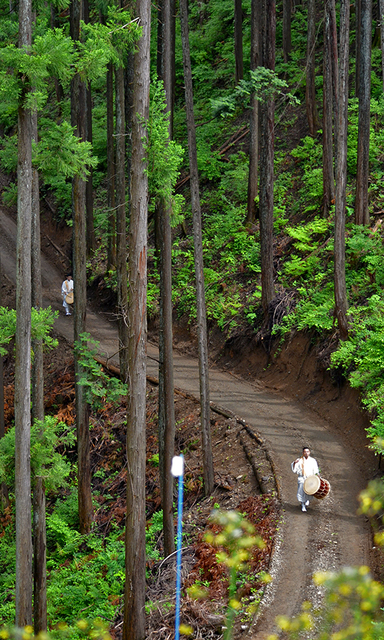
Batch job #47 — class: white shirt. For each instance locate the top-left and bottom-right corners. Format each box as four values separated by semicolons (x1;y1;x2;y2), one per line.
62;279;74;296
291;456;319;479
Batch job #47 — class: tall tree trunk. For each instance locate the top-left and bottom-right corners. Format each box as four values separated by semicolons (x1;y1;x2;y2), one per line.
234;0;243;83
0;255;6;509
259;0;275;316
107;63;116;269
180;0;214;496
71;0;93;535
329;0;339;163
31;109;47;634
156;0;176;558
305;0;318;136
323;0;336;216
123;0;150;637
83;0;96;255
355;0;372;225
334;0;350;340
379;0;384;92
115;65;129;384
86;82;96;254
356;0;362;97
15;0;33;624
247;0;260;223
50;5;64;115
282;0;292;62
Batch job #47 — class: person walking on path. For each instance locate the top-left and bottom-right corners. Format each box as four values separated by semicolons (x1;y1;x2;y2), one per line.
291;446;319;512
61;274;74;316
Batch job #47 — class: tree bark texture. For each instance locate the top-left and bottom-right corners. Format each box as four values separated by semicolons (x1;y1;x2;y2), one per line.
115;65;129;384
355;0;372;225
83;0;95;255
156;0;176;558
234;0;244;83
71;0;93;535
107;63;116;269
123;0;150;637
247;0;260;223
329;0;339;164
156;198;176;557
334;0;350;340
380;0;384;93
356;0;362;97
259;0;275;315
305;0;318;136
31;110;44;424
33;478;47;633
180;0;214;497
86;82;96;254
0;256;4;443
282;0;292;62
15;0;33;625
322;0;336;216
31;108;47;634
0;256;8;510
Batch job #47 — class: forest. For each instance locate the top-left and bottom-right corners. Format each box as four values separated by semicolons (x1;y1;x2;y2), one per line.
1;0;384;638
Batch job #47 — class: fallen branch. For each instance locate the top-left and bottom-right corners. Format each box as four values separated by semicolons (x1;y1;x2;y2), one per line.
45;233;68;261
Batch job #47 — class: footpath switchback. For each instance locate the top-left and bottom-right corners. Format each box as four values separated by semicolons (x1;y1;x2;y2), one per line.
0;209;373;638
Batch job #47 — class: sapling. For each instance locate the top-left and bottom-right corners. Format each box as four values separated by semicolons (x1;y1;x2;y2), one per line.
204;509;265;640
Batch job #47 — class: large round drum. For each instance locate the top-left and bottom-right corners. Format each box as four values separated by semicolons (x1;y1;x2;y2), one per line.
304;475;330;500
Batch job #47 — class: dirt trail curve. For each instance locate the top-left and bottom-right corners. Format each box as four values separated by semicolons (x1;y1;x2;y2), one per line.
0;209;372;638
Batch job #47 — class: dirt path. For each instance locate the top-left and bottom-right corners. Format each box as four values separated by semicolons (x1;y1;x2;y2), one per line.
0;210;373;638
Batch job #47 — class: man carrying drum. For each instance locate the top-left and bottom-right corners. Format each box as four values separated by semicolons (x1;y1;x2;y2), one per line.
291;446;319;512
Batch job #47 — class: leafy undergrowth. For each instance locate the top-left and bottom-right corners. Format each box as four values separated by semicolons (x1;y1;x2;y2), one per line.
0;355;280;639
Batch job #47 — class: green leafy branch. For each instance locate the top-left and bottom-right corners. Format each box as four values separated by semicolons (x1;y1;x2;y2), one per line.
211;67;300;119
0;415;74;492
74;333;127;410
0;306;58;356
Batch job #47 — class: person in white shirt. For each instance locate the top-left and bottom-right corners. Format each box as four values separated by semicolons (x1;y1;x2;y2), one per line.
291;446;319;512
61;274;74;316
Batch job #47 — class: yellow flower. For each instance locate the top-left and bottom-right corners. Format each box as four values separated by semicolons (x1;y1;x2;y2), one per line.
179;624;193;636
338;583;352;596
76;620;89;631
276;615;290;631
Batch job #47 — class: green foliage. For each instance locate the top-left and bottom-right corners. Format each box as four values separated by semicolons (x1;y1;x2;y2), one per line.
330;296;384;452
0;306;58;356
0;416;74;491
172;205;260;331
74;333;127;410
46;527;125;630
33;119;98;182
146;509;164;563
290;137;324;213
0;30;76;111
145;78;184;217
211;67;299;119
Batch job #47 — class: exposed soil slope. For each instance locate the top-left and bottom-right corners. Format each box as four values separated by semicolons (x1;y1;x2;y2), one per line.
0;207;378;638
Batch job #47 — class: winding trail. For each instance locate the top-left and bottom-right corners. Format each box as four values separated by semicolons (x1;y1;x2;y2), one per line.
0;209;373;638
